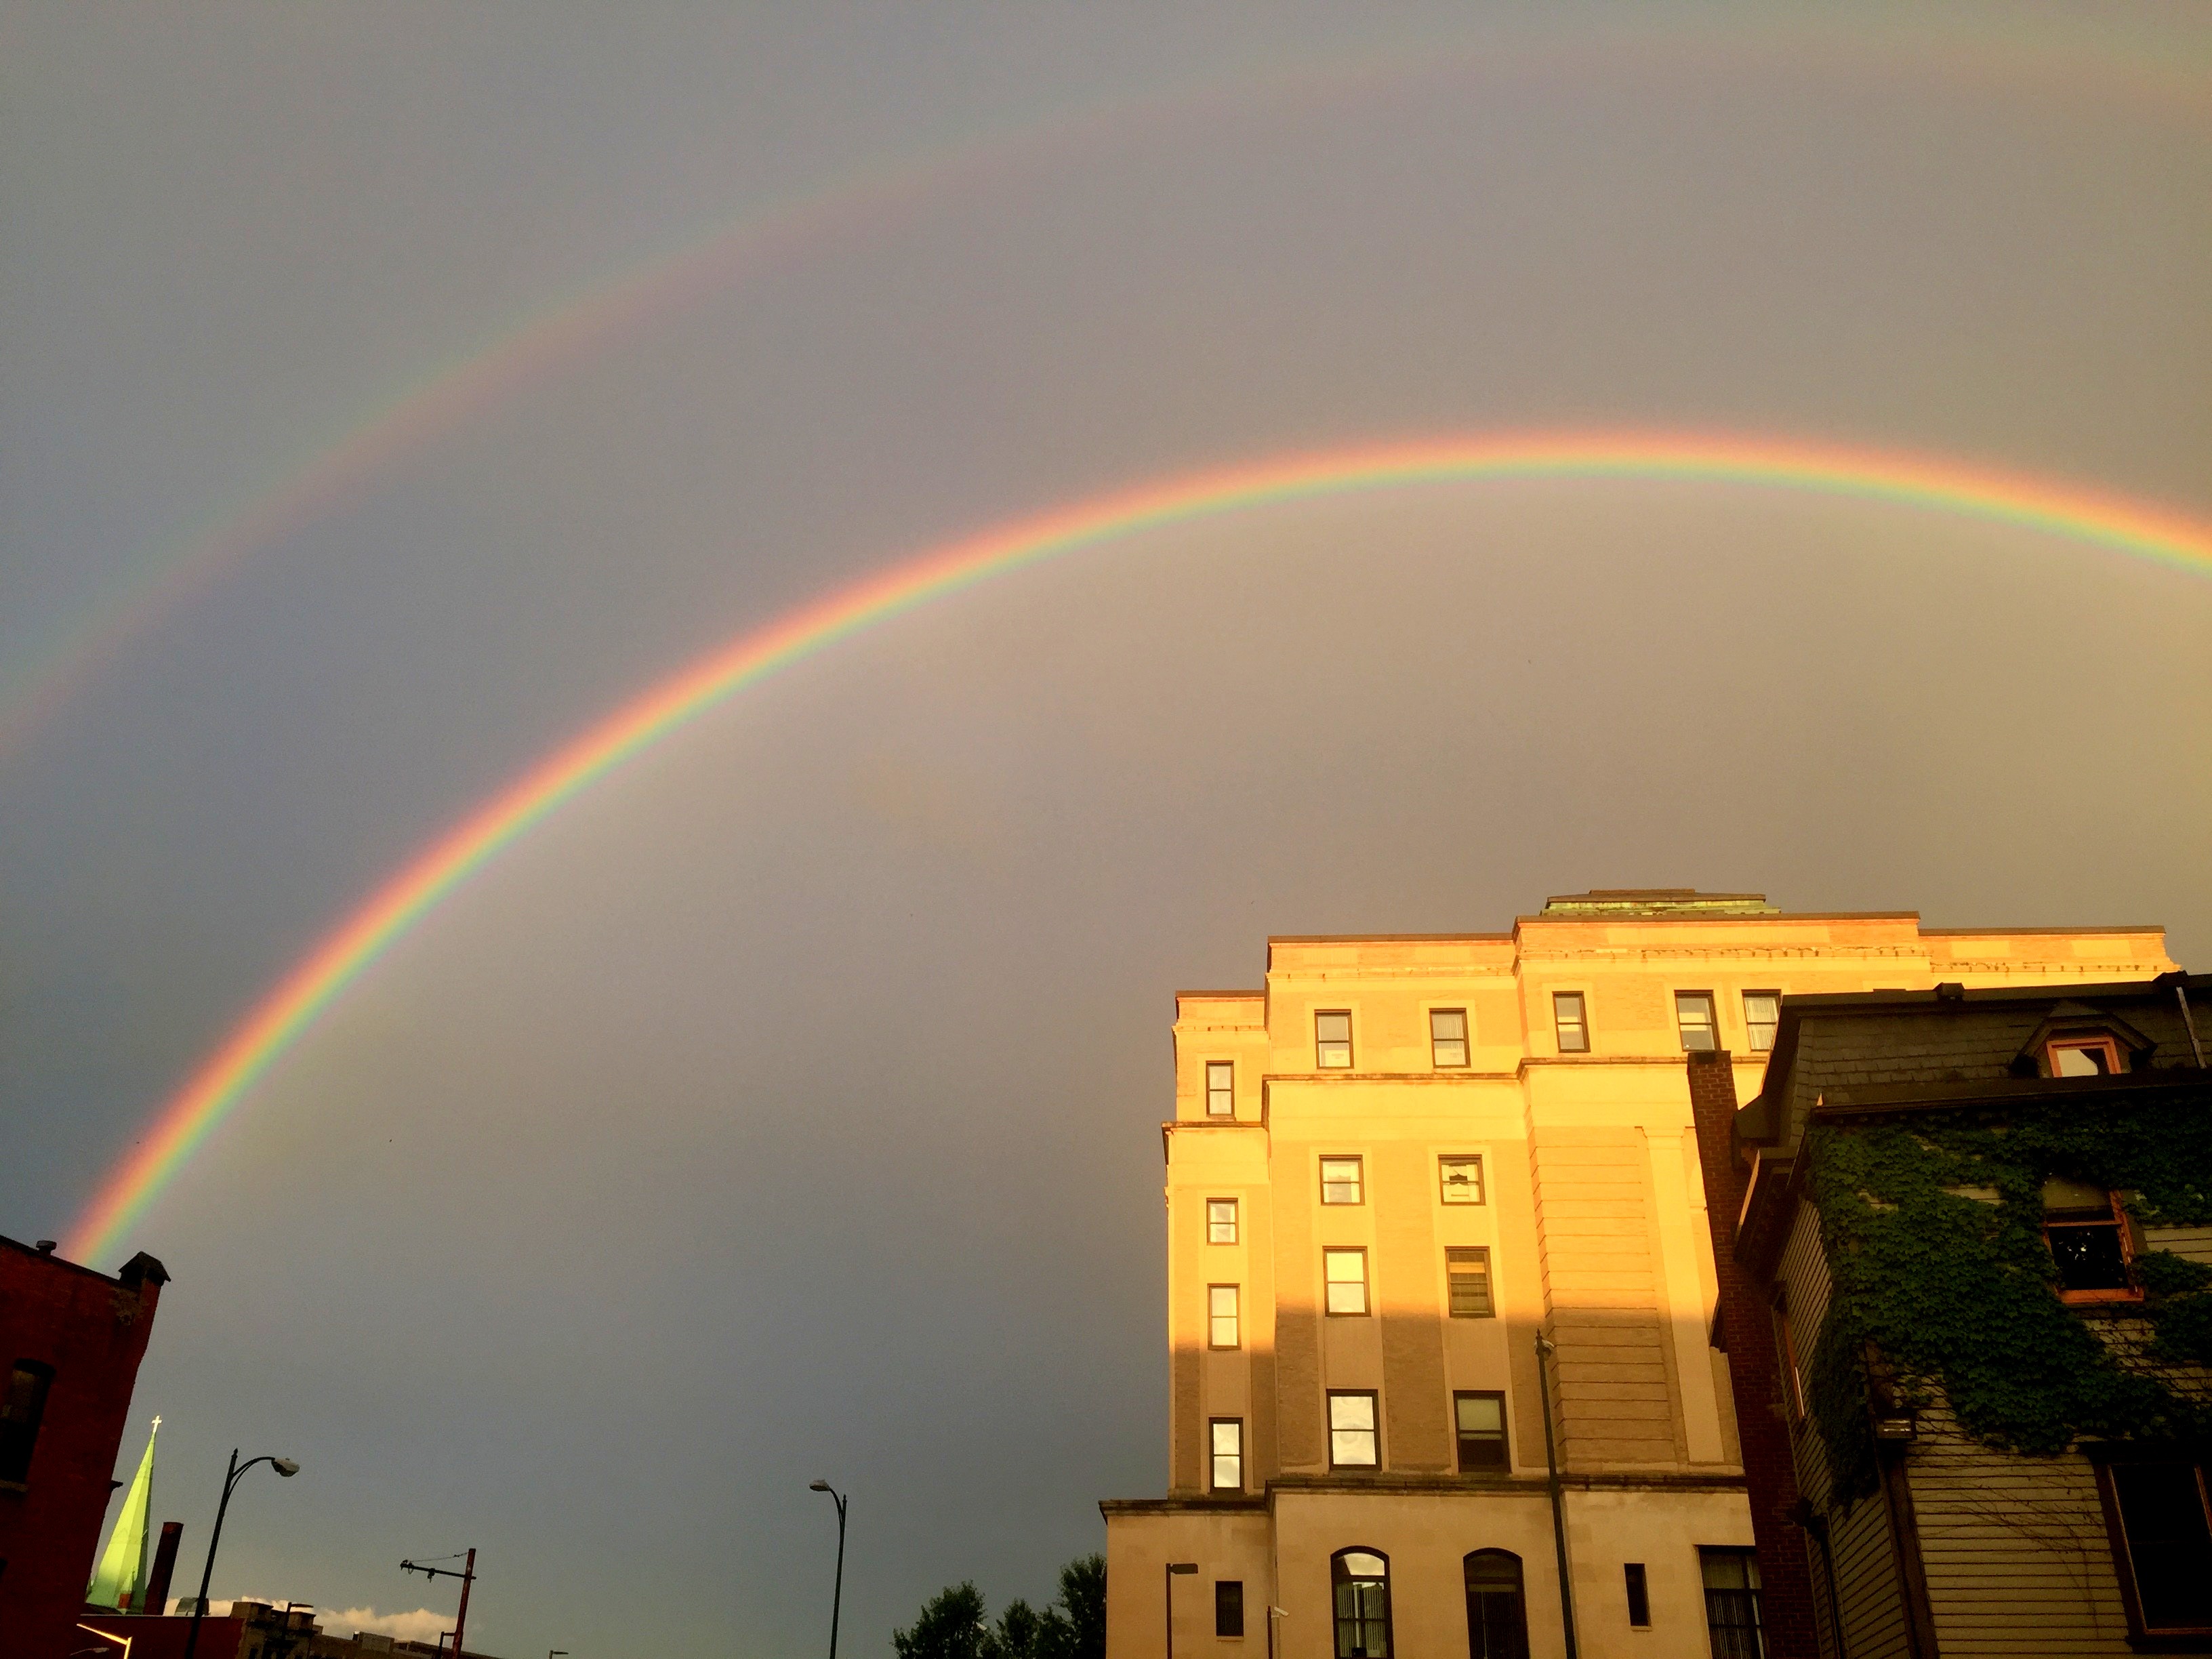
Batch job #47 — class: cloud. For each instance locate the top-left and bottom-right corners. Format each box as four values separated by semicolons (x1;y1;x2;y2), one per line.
321;1607;451;1643
171;1601;448;1644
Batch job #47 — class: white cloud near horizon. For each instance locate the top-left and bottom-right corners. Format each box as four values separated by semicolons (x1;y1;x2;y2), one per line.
163;1600;447;1643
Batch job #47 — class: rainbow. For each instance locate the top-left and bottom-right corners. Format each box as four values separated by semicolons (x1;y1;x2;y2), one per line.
7;18;2206;759
64;430;2212;1261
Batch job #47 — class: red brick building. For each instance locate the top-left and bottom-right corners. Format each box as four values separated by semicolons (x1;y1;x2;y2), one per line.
0;1234;168;1659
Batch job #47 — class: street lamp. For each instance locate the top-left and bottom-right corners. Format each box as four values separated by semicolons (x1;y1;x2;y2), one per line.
182;1450;300;1659
809;1481;848;1659
1165;1562;1198;1659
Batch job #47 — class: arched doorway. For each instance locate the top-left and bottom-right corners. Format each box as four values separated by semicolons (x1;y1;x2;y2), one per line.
1464;1549;1530;1659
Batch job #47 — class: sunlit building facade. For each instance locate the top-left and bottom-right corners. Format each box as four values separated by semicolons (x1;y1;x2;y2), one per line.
1100;891;2175;1659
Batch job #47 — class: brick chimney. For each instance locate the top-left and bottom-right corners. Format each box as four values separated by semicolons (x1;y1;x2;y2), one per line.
1685;1049;1820;1658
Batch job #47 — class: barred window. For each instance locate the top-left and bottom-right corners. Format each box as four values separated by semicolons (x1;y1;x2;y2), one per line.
1446;1248;1494;1318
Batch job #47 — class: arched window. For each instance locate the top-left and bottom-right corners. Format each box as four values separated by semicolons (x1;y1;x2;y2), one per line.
1332;1549;1391;1658
1464;1550;1529;1659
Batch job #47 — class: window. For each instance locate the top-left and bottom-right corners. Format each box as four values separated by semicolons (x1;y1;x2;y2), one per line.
1675;992;1718;1052
1699;1549;1763;1659
2098;1457;2212;1637
1454;1392;1507;1472
1316;1010;1353;1069
1440;1156;1486;1206
1552;991;1589;1054
1331;1551;1391;1658
1320;1157;1364;1206
1773;1298;1807;1421
1446;1248;1495;1318
1464;1551;1528;1658
1328;1394;1380;1468
1208;1285;1241;1349
1210;1419;1244;1492
1208;1199;1240;1245
1624;1562;1650;1628
1431;1008;1469;1068
2049;1037;2124;1077
0;1361;54;1486
1325;1249;1370;1316
1215;1580;1246;1639
2045;1179;2137;1300
1207;1061;1235;1116
1743;991;1780;1054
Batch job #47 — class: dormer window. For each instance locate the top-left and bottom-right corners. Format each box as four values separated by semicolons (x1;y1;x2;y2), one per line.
2044;1176;2139;1303
2049;1037;2125;1078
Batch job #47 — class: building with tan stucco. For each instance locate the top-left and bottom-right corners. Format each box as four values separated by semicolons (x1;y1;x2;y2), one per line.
1099;890;2175;1659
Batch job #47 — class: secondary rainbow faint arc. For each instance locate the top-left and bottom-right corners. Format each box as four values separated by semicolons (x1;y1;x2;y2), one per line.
8;22;2207;762
66;430;2212;1262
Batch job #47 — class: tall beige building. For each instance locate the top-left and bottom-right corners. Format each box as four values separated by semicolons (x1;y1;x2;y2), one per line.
1100;891;2173;1659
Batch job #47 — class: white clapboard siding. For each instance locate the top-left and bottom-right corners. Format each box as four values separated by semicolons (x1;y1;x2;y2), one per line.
1912;1399;2137;1655
1778;1198;1917;1659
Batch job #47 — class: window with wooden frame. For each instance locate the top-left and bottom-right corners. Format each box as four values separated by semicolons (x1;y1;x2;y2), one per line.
1446;1248;1495;1318
1623;1563;1651;1628
1324;1248;1370;1316
1327;1396;1380;1469
1320;1156;1364;1206
1439;1155;1486;1206
1742;991;1780;1053
2094;1453;2212;1641
2047;1036;2125;1078
1315;1010;1354;1069
1210;1418;1245;1492
1206;1060;1235;1116
1208;1284;1241;1349
1430;1008;1469;1067
1214;1580;1246;1638
1331;1549;1391;1656
0;1361;54;1487
1699;1548;1763;1659
1552;991;1590;1054
1207;1198;1240;1245
2044;1177;2139;1301
1675;991;1719;1052
1772;1294;1808;1420
1454;1391;1507;1471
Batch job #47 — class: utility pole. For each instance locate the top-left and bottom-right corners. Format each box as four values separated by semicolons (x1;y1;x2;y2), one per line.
402;1549;477;1659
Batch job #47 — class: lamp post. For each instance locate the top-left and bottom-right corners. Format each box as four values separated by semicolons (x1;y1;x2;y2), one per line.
808;1481;848;1659
182;1450;300;1659
1165;1562;1197;1659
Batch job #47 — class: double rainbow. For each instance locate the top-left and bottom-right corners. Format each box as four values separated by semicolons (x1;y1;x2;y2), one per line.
66;430;2212;1262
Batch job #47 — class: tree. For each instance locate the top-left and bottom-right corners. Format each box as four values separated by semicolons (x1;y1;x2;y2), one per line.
894;1583;990;1659
986;1598;1048;1659
897;1556;1105;1659
1045;1555;1105;1659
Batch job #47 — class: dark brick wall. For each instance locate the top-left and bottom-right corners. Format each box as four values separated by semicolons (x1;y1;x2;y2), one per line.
1685;1053;1822;1659
0;1239;165;1659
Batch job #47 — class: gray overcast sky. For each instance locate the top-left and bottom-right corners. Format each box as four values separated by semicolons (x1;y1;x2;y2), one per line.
3;5;2209;1656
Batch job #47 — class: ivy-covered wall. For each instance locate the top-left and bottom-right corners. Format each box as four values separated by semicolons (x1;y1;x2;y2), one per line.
1803;1088;2212;1501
